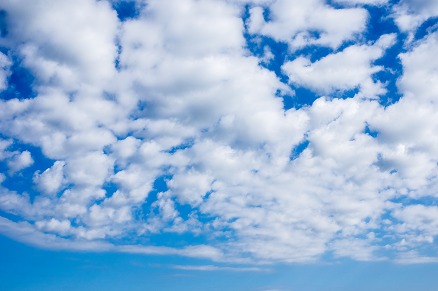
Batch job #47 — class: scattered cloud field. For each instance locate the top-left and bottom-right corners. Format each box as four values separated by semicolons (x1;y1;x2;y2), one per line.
1;0;438;265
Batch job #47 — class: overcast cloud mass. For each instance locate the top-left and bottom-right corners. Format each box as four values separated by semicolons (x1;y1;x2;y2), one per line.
1;0;438;265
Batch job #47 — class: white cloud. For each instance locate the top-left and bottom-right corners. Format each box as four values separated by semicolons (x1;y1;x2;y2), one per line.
282;34;396;96
0;0;437;265
7;150;33;173
33;161;65;195
392;0;438;34
64;151;113;187
392;205;438;241
247;0;368;49
369;32;438;191
35;218;71;235
0;0;119;91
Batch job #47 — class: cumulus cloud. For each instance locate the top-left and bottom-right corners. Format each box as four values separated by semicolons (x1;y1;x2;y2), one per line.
0;0;437;265
247;0;368;49
33;161;65;195
282;34;396;96
7;150;34;173
392;0;438;34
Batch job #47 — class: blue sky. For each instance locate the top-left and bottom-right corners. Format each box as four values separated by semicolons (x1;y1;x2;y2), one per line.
1;0;438;290
2;234;438;291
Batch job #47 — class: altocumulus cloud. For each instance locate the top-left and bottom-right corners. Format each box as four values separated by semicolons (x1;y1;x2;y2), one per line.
0;0;438;264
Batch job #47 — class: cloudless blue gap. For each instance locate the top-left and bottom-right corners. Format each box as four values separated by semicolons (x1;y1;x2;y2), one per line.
390;195;438;207
364;5;400;42
112;1;139;21
372;32;404;106
324;0;346;9
166;138;194;154
261;5;272;22
288;87;320;108
0;55;37;100
173;201;192;221
146;231;209;248
414;17;438;41
363;122;379;138
293;44;333;63
278;92;295;111
333;87;360;99
141;175;171;217
100;182;119;203
0;10;7;37
290;139;309;160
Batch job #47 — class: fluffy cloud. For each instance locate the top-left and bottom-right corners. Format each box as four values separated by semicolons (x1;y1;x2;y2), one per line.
1;0;118;90
0;0;437;265
392;0;438;34
282;34;396;96
33;161;65;195
247;0;368;49
7;150;33;173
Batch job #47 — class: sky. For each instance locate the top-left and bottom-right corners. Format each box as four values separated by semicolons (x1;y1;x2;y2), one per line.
1;0;438;290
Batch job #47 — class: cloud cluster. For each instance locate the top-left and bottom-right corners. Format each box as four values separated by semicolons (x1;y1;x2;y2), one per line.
0;0;437;264
247;0;368;49
282;34;396;96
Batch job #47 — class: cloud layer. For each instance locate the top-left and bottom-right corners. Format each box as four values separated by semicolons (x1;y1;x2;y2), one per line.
0;0;438;264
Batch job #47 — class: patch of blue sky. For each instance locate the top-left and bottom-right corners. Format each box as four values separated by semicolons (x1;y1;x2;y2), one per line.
112;0;140;22
0;54;37;100
391;195;438;207
0;9;7;37
363;122;379;137
0;141;54;201
243;31;333;109
99;181;119;202
355;3;405;106
144;230;211;249
415;16;438;41
365;4;400;42
244;32;324;109
0;235;260;291
166;138;195;154
1;233;438;291
293;43;334;62
290;138;309;160
141;174;170;215
372;36;405;105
